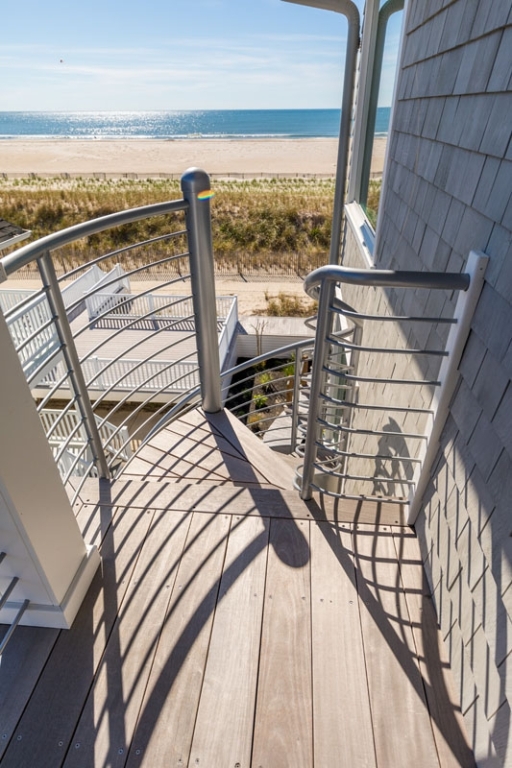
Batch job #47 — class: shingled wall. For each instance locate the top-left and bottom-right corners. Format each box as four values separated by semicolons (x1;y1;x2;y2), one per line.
344;0;512;763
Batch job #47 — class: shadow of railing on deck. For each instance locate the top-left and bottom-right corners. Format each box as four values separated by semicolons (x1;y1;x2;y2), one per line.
312;497;476;767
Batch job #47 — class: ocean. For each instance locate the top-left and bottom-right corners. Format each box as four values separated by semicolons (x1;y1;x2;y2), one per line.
0;109;391;140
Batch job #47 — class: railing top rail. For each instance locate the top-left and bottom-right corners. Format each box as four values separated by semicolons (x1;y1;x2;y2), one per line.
303;264;471;298
0;198;188;280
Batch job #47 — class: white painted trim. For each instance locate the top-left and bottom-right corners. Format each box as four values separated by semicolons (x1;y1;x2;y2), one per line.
345;201;375;267
407;251;488;525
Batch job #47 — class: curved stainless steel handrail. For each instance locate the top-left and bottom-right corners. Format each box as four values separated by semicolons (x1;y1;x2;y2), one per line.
0;199;188;278
303;264;471;297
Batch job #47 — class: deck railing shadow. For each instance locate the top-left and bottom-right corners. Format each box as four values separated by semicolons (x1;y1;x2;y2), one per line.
61;425;311;766
306;498;476;767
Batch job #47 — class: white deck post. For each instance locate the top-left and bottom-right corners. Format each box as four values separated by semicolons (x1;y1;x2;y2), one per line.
0;310;100;630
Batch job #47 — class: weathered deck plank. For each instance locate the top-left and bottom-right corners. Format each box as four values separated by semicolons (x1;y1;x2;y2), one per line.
62;508;192;768
124;407;297;490
251;517;313;767
310;521;377;766
354;524;441;768
76;477;405;524
125;512;231;767
391;527;476;768
189;515;269;766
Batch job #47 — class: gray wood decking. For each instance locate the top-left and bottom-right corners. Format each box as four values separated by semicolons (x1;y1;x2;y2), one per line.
0;409;475;767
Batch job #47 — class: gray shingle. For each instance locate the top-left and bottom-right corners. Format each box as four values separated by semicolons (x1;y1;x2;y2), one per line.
492;383;512;457
426;9;448;58
488;27;512;91
472;350;510;422
458;94;495;152
485;223;512;288
435;48;465;96
460;330;487;388
469;411;503;481
433;144;458;189
451;377;481;442
436;96;462;144
454;33;502;94
465;461;496;537
428;187;452;235
472;282;512;361
472;158;512;223
483;0;512;34
479;93;512;158
487;450;512;532
412;216;427;253
470;1;492;38
439;1;465;50
448;150;486;206
417;139;444;182
455;0;480;46
419;225;441;268
452;204;494;255
431;236;453;271
502;337;512;381
441;196;467;246
495;242;512;308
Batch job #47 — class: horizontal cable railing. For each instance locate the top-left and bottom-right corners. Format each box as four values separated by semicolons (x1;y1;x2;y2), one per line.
298;255;488;522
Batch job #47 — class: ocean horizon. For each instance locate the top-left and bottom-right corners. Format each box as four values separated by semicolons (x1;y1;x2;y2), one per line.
0;109;391;141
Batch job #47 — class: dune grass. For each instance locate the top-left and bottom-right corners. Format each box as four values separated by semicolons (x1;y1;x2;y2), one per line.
0;177;338;275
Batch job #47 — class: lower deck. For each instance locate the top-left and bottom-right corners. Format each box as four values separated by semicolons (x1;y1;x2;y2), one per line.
0;409;475;767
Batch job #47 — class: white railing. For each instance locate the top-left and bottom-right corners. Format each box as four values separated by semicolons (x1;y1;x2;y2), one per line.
86;292;234;325
6;293;60;383
59;264;104;309
3;265;126;383
218;296;239;366
84;265;129;320
0;289;36;313
39;408;132;463
38;356;200;394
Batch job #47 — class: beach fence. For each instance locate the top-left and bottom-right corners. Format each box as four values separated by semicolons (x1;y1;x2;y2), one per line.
13;251;325;281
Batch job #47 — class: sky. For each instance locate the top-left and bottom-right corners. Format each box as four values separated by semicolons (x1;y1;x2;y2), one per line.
1;0;403;112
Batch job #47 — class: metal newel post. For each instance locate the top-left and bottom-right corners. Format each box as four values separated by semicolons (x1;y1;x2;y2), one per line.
181;168;222;413
300;278;336;500
37;252;110;479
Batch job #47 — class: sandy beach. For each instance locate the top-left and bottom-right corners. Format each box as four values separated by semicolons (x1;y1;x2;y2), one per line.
0;137;386;178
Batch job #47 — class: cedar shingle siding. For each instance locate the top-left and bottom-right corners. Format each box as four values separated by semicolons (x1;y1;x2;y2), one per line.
344;1;512;763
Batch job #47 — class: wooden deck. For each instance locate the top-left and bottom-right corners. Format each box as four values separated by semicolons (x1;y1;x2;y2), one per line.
0;409;475;767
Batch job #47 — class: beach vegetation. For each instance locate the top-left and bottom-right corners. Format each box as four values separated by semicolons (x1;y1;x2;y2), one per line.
264;290;317;317
0;177;334;276
365;179;382;229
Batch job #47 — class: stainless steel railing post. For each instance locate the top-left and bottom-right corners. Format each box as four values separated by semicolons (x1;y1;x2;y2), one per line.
300;279;336;499
37;252;110;479
181;168;222;413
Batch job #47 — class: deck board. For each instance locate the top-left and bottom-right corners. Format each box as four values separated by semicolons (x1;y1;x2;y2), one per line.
63;508;192;768
251;517;313;767
125;512;231;767
391;527;475;768
189;515;269;766
353;524;442;768
310;521;377;766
